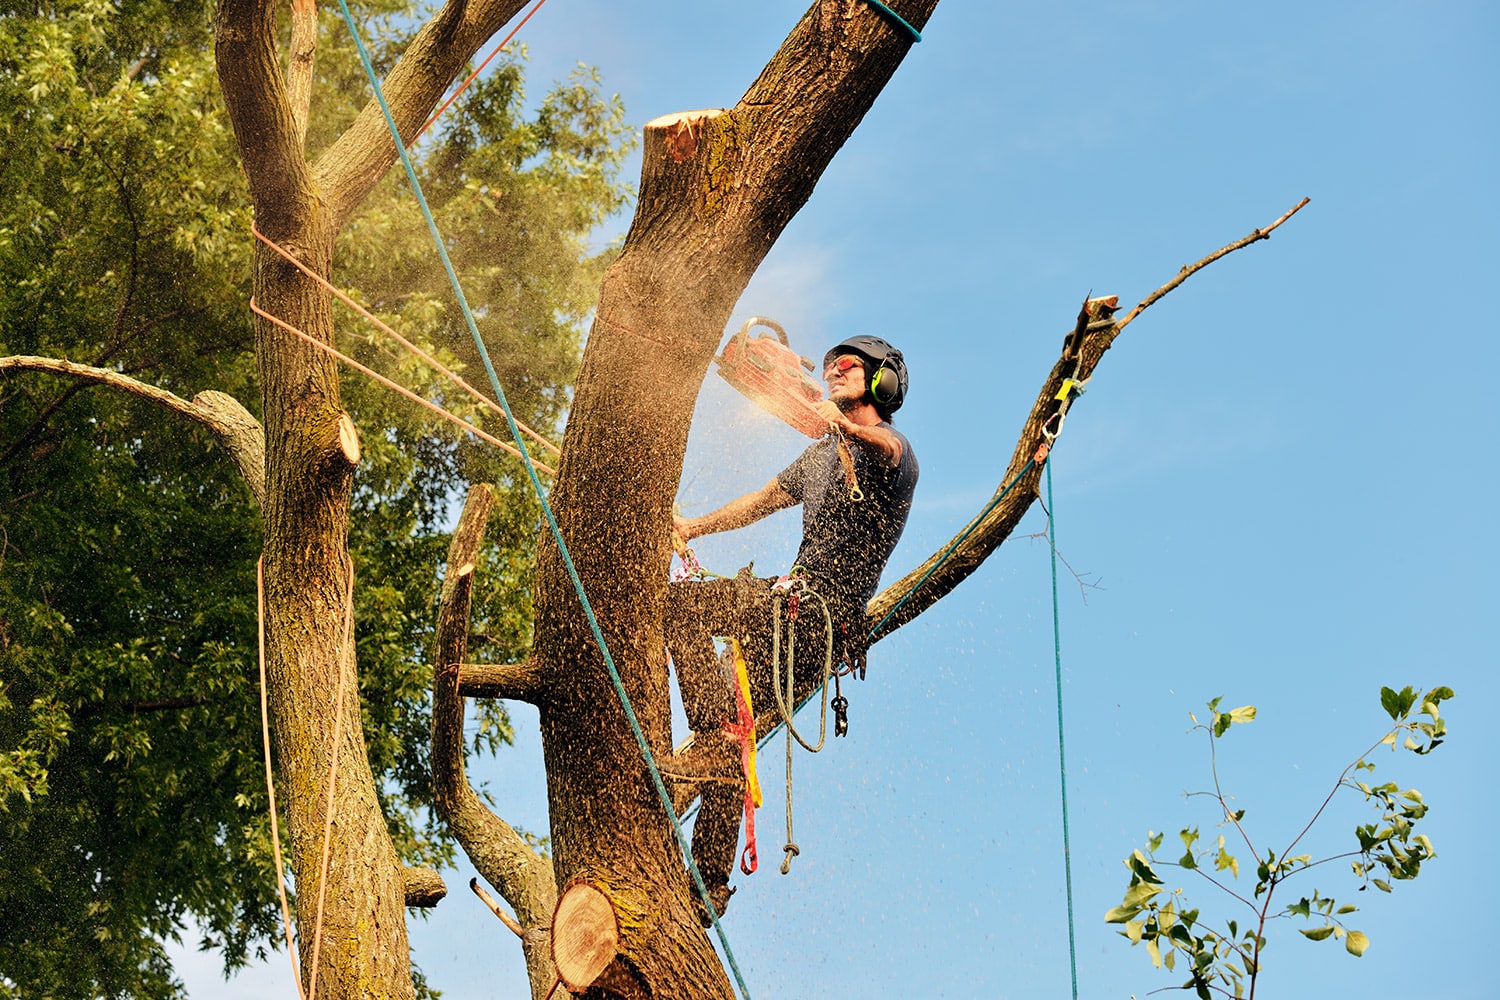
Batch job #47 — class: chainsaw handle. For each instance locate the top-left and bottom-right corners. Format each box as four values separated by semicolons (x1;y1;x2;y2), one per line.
738;315;787;346
735;316;815;372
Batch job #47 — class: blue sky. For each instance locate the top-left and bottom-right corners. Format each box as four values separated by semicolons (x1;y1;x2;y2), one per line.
178;2;1496;997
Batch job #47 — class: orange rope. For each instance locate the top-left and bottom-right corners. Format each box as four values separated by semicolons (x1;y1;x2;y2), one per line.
415;0;553;142
305;560;355;1000
257;557;307;1000
248;297;557;476
251;224;560;458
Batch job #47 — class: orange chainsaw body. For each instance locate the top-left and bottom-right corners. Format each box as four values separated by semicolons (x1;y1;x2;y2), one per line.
715;317;827;438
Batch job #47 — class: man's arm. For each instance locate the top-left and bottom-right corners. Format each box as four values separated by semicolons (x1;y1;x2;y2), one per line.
814;400;903;467
674;478;797;545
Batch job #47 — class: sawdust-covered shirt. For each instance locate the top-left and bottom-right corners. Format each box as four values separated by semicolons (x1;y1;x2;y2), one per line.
777;423;918;623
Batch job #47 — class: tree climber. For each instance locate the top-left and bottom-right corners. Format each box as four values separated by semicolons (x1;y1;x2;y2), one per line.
665;335;919;923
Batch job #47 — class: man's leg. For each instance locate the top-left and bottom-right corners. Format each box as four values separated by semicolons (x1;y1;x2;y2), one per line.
664;575;781;922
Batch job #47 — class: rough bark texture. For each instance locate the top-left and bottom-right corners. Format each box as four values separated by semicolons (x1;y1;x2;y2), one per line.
431;487;559;1000
528;3;939;996
212;2;530;998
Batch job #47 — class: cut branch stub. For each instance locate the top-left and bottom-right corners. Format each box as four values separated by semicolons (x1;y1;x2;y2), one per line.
551;880;620;994
336;411;361;466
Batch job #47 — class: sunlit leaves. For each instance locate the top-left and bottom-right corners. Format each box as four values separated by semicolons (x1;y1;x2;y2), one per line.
2;1;633;994
1111;688;1450;997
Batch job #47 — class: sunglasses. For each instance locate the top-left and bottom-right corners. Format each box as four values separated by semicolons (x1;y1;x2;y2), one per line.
826;355;865;375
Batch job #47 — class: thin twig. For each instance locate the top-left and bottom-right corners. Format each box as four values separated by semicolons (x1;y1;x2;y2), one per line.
1114;198;1311;335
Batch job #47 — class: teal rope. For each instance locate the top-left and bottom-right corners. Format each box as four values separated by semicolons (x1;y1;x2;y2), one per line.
745;455;1037;755
1045;460;1080;1000
867;457;1035;643
330;7;753;996
859;0;923;42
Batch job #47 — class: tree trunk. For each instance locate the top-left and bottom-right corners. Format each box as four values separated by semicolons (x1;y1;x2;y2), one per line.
528;4;938;995
214;1;530;996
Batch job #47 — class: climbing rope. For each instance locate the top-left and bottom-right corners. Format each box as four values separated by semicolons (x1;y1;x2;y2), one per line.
858;0;923;43
257;558;305;1000
247;297;557;476
250;224;559;463
331;5;754;995
769;578;836;874
256;555;356;1000
306;559;356;1000
1045;460;1080;1000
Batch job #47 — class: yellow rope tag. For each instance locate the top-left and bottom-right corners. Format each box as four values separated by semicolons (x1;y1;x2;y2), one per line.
731;638;763;808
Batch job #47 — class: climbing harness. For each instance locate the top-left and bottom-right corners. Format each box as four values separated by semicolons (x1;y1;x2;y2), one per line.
332;4;754;995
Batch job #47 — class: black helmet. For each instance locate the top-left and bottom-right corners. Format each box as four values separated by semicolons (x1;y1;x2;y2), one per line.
823;335;908;414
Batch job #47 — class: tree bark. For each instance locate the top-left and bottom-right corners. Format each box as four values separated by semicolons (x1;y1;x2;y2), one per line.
212;2;532;997
528;3;938;996
431;486;559;1000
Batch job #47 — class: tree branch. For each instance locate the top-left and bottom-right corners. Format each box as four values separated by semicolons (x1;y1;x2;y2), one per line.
214;0;315;236
431;484;558;997
457;660;547;702
865;198;1311;640
286;0;317;149
313;0;531;225
401;865;447;908
1114;198;1310;335
0;356;266;506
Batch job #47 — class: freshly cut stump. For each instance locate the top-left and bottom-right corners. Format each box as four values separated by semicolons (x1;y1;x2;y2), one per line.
551;880;619;993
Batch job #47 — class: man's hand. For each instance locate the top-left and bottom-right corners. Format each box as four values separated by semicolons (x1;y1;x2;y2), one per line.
671;514;694;556
815;399;852;435
817;400;902;467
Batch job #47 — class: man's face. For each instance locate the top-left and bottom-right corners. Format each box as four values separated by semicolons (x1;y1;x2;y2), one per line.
824;354;866;411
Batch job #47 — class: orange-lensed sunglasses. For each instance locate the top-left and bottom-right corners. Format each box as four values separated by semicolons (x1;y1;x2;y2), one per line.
826;355;864;375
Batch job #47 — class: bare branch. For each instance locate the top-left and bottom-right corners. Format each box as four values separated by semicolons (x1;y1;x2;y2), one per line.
865;198;1311;640
431;484;558;996
1114;197;1310;334
457;661;547;702
1;356;265;506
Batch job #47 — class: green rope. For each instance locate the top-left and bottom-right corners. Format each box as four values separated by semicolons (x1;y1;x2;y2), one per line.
866;456;1036;644
1045;460;1080;1000
751;455;1038;755
330;6;753;996
859;0;923;42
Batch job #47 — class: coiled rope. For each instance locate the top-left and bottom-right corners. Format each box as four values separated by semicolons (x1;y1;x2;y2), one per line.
768;581;835;873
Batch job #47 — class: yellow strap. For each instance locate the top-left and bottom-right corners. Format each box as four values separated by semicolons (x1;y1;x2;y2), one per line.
731;638;763;808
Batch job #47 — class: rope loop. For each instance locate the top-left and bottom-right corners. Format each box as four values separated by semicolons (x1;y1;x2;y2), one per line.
858;0;923;43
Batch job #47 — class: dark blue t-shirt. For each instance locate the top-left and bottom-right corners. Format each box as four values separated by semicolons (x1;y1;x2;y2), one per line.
777;424;918;621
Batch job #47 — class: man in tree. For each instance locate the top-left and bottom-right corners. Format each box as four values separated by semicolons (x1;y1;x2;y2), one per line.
666;335;919;921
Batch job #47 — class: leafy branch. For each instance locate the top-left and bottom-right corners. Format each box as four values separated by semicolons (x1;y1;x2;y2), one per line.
1106;686;1453;999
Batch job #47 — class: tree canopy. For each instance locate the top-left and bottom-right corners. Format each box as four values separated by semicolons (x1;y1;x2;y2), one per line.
0;2;631;994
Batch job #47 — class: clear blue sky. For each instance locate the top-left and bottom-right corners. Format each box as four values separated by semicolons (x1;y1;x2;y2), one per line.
179;2;1496;997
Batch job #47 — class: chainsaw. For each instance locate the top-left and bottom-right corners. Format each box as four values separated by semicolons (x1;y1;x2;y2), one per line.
715;317;827;438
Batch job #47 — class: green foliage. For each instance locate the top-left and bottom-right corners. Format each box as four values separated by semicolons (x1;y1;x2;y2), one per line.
1106;686;1452;998
0;1;634;995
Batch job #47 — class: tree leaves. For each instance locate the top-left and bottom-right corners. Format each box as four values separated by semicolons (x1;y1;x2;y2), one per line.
1112;689;1449;997
0;2;633;992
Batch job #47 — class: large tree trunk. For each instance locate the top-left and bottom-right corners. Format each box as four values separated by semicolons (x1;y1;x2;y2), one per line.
214;1;529;997
527;4;938;996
